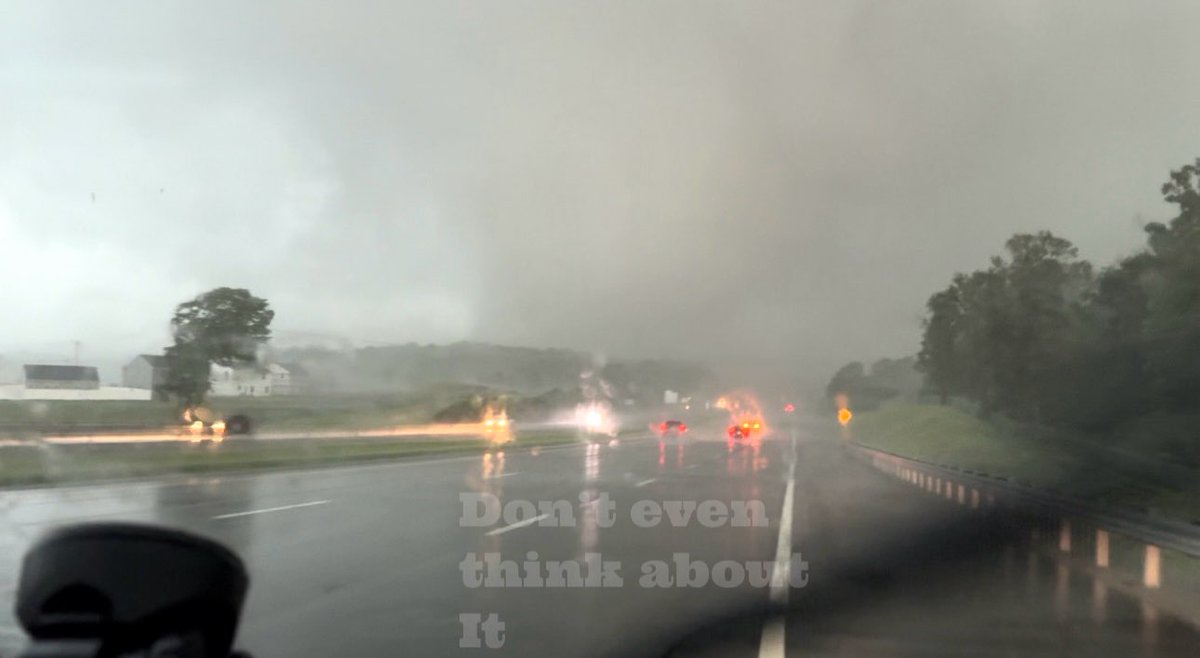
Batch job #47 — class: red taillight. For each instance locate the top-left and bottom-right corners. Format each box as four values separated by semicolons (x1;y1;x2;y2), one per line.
660;422;668;431
680;424;687;432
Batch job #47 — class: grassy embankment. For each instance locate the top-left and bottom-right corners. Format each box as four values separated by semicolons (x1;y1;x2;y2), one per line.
848;402;1200;522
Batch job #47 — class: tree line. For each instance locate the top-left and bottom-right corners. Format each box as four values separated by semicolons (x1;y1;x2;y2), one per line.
916;158;1200;435
825;357;923;412
158;287;714;407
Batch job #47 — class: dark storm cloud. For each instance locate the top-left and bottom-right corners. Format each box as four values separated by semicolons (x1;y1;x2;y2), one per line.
2;1;1199;379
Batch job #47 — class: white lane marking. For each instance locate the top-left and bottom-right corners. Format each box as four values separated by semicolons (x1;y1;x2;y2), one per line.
486;513;551;536
686;464;699;471
768;454;797;601
758;619;785;658
635;478;657;487
485;472;520;479
759;432;798;658
213;499;331;520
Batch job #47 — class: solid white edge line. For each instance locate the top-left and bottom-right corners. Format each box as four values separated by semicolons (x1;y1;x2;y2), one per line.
769;450;797;600
758;618;786;658
486;513;551;536
213;499;331;519
759;432;798;658
635;478;658;487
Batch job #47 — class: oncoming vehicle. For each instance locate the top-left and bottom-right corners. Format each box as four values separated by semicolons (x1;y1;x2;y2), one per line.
481;408;509;432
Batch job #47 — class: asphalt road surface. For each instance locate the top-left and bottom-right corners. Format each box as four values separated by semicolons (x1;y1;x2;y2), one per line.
1;422;1197;657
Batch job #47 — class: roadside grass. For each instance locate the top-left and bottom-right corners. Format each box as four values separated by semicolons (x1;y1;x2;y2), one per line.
0;431;580;489
848;403;1078;485
0;400;179;429
849;403;1200;522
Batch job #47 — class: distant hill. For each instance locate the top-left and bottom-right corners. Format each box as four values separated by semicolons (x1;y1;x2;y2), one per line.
276;341;714;401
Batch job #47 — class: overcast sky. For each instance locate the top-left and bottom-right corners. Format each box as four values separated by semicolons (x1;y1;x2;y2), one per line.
2;1;1199;378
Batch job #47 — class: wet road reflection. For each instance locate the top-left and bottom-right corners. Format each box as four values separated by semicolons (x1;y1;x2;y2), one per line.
584;442;600;481
2;431;1196;658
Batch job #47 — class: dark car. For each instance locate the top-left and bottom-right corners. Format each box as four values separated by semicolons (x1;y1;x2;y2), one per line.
656;419;688;436
185;410;254;441
222;414;253;436
727;419;762;440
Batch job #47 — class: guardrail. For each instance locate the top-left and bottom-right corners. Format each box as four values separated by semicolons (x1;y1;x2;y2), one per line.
846;441;1200;620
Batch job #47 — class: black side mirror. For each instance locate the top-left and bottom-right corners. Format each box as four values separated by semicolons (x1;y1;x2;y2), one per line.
16;523;249;658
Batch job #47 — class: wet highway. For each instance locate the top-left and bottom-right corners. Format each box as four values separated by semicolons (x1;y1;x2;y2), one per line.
1;423;1197;657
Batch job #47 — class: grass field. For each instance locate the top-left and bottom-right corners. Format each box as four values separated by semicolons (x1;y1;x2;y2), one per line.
0;430;581;488
849;403;1200;522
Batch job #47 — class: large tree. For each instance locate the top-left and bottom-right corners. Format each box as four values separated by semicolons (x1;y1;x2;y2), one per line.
1000;232;1093;420
915;232;1091;420
917;285;963;403
162;287;275;405
910;157;1200;462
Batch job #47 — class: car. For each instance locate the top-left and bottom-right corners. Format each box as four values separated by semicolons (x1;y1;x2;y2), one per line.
727;419;762;439
222;414;253;436
183;407;254;441
481;408;509;432
656;419;688;436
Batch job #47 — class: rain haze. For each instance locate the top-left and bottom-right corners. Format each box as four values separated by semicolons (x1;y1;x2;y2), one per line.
5;5;1200;656
3;1;1198;381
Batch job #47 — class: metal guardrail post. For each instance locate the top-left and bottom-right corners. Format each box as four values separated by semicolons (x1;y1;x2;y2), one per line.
846;439;1200;627
847;441;1200;558
1096;529;1109;568
1144;545;1161;589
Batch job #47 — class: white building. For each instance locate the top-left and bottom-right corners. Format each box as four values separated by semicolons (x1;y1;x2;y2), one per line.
209;363;290;397
0;364;153;401
0;384;152;401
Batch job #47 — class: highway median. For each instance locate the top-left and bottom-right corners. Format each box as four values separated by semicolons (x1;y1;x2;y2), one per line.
0;430;586;489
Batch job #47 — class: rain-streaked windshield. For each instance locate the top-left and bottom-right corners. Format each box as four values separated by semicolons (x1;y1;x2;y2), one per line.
2;3;1199;657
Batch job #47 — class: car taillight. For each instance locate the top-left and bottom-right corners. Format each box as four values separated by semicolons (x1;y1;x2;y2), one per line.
680;424;687;432
660;423;668;431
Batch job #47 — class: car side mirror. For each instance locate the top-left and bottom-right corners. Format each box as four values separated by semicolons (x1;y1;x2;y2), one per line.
16;522;250;658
